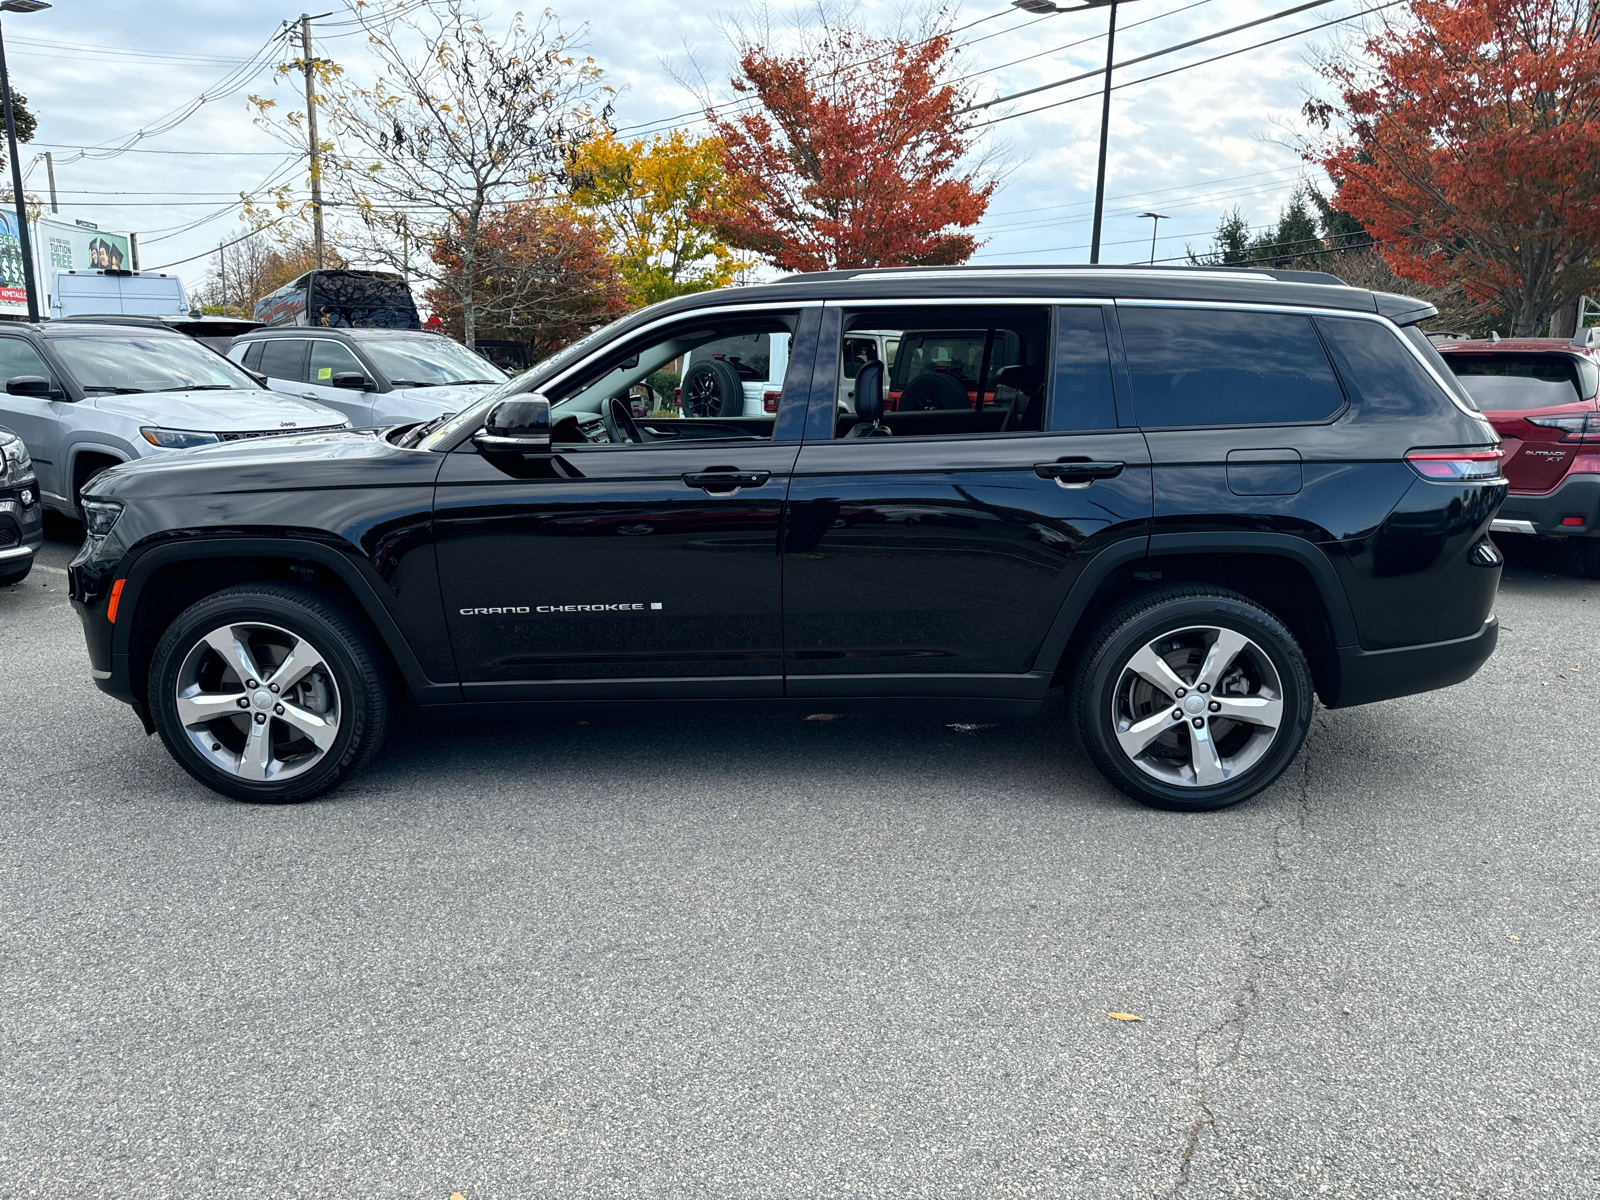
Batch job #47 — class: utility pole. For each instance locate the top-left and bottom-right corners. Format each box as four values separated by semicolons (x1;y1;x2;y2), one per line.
218;243;227;315
300;13;327;270
0;9;41;323
43;149;55;213
1088;0;1119;265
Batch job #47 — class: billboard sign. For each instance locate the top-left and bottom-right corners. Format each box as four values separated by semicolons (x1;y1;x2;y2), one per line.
38;217;131;273
0;211;28;312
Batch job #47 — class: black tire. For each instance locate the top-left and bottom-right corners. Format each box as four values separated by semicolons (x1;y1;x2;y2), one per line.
1071;586;1314;812
0;558;30;587
1581;538;1600;579
898;371;970;410
147;584;390;804
680;358;745;418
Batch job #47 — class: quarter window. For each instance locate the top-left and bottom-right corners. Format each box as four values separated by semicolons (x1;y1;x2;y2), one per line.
1120;307;1345;427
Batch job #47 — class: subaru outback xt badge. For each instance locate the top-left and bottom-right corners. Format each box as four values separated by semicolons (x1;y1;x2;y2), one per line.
69;265;1505;812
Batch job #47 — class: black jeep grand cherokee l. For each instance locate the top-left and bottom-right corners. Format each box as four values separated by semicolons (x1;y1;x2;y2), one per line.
68;266;1505;811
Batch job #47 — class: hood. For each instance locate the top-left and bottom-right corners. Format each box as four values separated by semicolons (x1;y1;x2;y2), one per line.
90;388;349;433
388;382;498;411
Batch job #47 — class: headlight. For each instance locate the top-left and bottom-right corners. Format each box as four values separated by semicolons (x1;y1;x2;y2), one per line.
141;427;221;449
80;498;123;536
0;435;28;484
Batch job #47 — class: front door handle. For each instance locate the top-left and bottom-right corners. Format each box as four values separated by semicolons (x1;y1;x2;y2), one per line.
683;469;771;495
299;392;322;401
1034;460;1125;489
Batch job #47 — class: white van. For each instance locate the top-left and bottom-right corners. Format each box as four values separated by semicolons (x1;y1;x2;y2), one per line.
49;269;190;320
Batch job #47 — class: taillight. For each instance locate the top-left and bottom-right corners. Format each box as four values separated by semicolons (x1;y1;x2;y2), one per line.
762;390;781;413
1405;448;1503;481
1526;413;1600;442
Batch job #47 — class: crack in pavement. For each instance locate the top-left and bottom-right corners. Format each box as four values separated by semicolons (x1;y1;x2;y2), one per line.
1171;711;1326;1197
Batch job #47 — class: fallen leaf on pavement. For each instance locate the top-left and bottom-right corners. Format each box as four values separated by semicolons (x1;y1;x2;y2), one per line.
1507;934;1520;941
451;1193;468;1200
1107;1012;1141;1022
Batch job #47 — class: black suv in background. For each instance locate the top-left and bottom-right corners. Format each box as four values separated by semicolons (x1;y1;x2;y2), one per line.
68;266;1504;811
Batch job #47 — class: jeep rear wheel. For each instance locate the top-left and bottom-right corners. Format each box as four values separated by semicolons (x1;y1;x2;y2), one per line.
148;585;390;803
1073;587;1313;812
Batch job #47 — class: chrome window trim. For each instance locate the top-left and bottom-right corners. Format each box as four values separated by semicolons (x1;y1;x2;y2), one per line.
1115;298;1483;420
430;300;821;451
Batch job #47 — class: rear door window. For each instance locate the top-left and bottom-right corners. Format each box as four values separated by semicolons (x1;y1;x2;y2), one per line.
258;339;310;383
1119;307;1345;427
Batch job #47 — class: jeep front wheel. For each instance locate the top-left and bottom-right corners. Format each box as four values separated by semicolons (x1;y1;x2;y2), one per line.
1072;587;1313;812
148;584;390;803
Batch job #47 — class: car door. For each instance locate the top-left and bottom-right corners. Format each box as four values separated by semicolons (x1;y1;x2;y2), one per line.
296;338;379;426
255;338;311;404
782;301;1152;699
432;304;819;702
0;336;69;505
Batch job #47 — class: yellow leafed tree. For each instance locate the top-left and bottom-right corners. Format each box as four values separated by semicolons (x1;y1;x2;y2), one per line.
570;130;751;307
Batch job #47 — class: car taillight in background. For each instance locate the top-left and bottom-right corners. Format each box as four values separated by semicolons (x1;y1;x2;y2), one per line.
763;391;781;413
1405;448;1503;481
1525;413;1600;442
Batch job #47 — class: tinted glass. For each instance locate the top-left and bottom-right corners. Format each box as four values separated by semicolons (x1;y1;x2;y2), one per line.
841;337;879;380
0;337;52;382
241;341;265;371
1053;306;1117;431
49;334;262;393
307;271;420;329
309;340;366;384
1316;317;1453;418
258;339;308;382
1439;351;1591;409
1121;308;1344;427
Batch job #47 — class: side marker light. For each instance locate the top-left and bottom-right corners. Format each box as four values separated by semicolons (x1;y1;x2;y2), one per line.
107;578;125;623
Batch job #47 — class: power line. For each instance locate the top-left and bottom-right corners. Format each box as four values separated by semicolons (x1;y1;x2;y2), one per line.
974;0;1404;128
963;0;1340;115
31;144;291;157
981;164;1306;221
949;0;1214;87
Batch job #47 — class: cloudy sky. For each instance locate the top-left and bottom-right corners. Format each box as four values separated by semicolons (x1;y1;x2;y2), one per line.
6;0;1373;294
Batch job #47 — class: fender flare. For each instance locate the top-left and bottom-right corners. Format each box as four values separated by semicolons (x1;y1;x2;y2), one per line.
112;535;454;703
1028;531;1359;675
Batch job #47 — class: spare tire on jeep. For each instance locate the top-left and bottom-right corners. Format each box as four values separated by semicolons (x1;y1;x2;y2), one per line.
680;358;745;418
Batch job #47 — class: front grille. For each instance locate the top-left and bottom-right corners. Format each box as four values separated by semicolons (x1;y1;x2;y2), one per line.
0;525;17;549
215;424;347;442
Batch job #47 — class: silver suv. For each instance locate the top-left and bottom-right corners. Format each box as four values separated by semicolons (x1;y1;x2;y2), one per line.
0;323;350;518
228;327;506;429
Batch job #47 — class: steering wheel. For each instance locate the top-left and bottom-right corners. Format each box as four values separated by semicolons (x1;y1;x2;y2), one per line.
602;396;643;444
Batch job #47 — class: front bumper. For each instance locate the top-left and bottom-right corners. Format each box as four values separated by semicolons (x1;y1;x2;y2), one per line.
0;490;44;569
1326;616;1498;709
1491;472;1600;538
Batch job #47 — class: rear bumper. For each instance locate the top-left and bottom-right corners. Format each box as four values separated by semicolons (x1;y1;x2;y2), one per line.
1492;472;1600;538
1326;616;1498;709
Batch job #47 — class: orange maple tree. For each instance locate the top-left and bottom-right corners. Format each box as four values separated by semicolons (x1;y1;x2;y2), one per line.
698;25;995;272
1307;0;1600;335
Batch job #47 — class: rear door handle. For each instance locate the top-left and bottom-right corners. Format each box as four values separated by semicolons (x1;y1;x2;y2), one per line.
683;470;771;495
1034;460;1125;488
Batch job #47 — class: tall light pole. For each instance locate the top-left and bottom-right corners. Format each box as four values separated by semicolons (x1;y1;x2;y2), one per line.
1012;0;1137;266
0;0;48;323
1139;211;1167;263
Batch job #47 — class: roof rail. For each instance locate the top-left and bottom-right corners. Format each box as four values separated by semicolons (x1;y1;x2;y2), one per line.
772;263;1350;286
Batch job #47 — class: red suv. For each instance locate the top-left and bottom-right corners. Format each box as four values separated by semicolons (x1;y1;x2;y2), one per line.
1436;331;1600;576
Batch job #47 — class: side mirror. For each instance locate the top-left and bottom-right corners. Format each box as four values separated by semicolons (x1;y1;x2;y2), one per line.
6;375;52;398
331;372;370;391
474;395;552;453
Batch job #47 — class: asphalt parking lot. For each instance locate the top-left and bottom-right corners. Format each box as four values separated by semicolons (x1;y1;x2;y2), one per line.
2;518;1597;1200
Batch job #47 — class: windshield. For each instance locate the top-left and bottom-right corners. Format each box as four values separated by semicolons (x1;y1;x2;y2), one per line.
50;333;260;393
363;337;507;387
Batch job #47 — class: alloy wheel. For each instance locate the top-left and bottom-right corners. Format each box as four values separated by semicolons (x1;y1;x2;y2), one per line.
1109;624;1284;789
173;621;342;783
